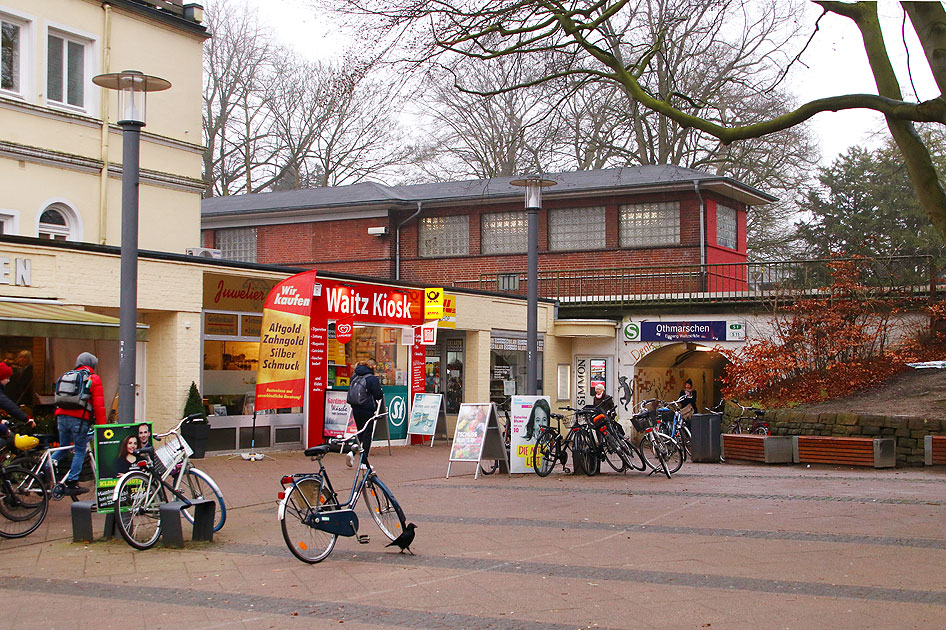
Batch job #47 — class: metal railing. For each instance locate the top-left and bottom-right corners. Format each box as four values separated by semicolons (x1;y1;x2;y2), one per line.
452;256;940;307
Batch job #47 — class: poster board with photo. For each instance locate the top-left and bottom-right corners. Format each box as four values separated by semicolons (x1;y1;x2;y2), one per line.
323;390;352;438
446;403;507;479
509;395;551;474
94;422;153;513
407;393;447;445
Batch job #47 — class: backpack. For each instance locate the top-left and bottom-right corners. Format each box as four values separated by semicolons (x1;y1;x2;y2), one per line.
54;369;92;411
346;375;372;408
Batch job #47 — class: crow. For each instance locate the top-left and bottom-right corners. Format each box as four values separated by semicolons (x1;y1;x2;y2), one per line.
385;522;416;555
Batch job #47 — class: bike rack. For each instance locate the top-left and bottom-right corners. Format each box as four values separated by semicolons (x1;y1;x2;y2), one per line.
158;499;215;546
70;500;118;543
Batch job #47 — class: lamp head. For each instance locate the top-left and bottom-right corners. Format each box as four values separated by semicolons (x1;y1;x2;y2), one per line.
93;70;171;125
510;175;557;208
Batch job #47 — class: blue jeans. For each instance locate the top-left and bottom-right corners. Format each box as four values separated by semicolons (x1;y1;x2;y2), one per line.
51;415;90;482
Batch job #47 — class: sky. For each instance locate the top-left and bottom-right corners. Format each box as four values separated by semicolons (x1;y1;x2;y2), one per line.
238;0;938;167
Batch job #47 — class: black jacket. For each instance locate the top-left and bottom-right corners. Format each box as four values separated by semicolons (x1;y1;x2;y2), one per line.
351;364;384;414
0;383;28;424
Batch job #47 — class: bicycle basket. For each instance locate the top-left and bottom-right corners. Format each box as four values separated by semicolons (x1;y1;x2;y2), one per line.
630;411;656;433
152;434;193;477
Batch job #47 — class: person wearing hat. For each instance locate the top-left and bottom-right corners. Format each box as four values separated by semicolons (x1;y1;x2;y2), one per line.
0;361;32;443
50;352;107;496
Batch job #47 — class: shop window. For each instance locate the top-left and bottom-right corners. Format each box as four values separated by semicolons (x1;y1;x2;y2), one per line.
216;227;257;263
445;339;463;414
549;206;606;251
716;203;737;249
1;14;27;96
619;201;679;248
419;215;468;257
47;30;89;110
37;203;79;241
481;211;527;254
425;346;441;394
490;333;544;403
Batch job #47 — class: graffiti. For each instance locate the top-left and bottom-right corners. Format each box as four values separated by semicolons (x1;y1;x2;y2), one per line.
629;342;661;362
617;375;632;411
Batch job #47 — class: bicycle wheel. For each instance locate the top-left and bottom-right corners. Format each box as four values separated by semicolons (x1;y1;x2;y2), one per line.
0;467;48;538
638;434;664;473
753;424;770;436
180;467;227;532
602;432;626;472
653;432;683;477
115;470;163;550
574;430;597;476
619;437;647;471
531;430;557;477
364;474;407;542
677;425;692;461
479;460;499;475
281;477;338;563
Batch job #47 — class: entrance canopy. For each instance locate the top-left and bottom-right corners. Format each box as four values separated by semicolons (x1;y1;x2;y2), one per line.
0;301;148;341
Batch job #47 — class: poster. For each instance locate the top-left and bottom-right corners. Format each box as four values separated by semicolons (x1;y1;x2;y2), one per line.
509;396;551;474
323;390;353;438
449;403;491;461
408;393;442;436
94;422;153;512
590;359;607;391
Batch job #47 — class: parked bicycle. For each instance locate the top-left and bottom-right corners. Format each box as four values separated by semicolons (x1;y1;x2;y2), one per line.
530;409;596;477
715;400;770;435
658;396;693;461
13;429;97;501
630;400;683;479
480;398;511;475
586;407;646;474
278;404;407;563
112;414;226;550
0;433;48;538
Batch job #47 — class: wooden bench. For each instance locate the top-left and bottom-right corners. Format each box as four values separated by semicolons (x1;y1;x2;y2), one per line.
924;435;946;465
793;436;895;468
722;434;793;463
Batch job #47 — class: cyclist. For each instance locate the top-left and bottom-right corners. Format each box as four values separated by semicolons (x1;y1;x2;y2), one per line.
51;352;107;496
347;359;384;464
0;362;33;445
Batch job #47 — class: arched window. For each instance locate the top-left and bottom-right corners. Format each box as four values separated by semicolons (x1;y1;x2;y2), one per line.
37;203;79;240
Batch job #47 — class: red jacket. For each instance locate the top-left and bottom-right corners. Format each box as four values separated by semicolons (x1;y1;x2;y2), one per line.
55;365;107;425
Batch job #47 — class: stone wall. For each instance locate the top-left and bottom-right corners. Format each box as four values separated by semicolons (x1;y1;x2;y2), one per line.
765;409;943;467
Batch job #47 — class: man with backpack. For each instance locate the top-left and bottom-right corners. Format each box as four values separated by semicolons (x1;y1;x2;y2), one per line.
346;359;384;465
51;352;107;496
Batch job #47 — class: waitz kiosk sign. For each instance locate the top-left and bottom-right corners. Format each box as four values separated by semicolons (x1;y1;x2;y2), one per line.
255;271;427;447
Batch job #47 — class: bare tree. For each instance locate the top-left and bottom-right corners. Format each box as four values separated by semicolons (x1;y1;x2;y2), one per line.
327;0;946;241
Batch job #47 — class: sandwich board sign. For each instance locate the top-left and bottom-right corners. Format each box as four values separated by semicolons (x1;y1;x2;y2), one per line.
446;402;508;479
407;393;448;445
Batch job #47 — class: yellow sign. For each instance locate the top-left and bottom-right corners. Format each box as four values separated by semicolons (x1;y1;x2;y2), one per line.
439;293;456;329
424;287;444;319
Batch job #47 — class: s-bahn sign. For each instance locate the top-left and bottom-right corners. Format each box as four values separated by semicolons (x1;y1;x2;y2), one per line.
623;320;745;342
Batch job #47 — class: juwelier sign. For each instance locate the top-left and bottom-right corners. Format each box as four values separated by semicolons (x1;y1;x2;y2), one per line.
623;320;746;342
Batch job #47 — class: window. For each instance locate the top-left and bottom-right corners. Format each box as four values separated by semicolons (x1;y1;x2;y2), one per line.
216;227;257;262
716;203;737;250
481;211;527;254
497;273;519;291
1;16;24;94
418;215;468;257
0;211;17;235
47;31;87;108
37;203;78;240
549;206;606;251
619;202;679;247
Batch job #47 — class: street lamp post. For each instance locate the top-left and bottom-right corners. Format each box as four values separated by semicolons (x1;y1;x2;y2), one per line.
510;175;556;396
92;70;171;424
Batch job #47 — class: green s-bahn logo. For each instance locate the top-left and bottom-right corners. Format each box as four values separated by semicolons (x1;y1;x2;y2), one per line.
623;322;640;341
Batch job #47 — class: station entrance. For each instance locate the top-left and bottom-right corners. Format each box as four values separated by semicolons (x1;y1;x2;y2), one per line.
631;342;729;412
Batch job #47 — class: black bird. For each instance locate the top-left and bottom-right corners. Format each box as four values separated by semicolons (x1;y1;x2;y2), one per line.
385;522;416;555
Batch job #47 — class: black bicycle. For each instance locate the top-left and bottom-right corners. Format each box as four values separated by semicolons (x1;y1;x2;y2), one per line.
530;410;596;477
278;405;407;563
587;408;647;473
0;433;48;539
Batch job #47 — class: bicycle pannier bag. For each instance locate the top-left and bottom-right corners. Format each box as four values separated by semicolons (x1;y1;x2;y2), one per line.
54;369;92;410
346;375;372;407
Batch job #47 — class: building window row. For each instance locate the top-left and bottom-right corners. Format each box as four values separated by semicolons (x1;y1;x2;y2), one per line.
418;202;693;258
1;10;90;111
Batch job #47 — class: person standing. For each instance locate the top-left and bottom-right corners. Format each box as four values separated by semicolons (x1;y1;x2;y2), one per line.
678;378;697;420
51;352;107;496
6;350;34;406
590;383;615;413
347;359;384;465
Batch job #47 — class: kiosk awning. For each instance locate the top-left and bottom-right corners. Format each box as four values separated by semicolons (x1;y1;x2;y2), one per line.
0;302;149;341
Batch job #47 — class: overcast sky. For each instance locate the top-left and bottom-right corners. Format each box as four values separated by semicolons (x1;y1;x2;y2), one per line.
240;0;937;167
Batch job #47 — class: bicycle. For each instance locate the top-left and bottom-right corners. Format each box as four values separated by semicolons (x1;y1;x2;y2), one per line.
278;404;408;563
0;434;49;538
480;398;511;475
530;410;596;477
112;414;226;550
585;407;646;474
13;429;98;501
716;400;770;435
658;397;693;461
630;400;683;479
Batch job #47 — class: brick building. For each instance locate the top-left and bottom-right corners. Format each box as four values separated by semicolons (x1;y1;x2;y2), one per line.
200;166;775;294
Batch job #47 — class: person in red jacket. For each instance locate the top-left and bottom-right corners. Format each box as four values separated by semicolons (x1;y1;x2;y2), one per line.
51;352;107;496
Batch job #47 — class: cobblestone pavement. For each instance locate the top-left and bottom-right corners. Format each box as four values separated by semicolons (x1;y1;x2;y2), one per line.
1;443;945;630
